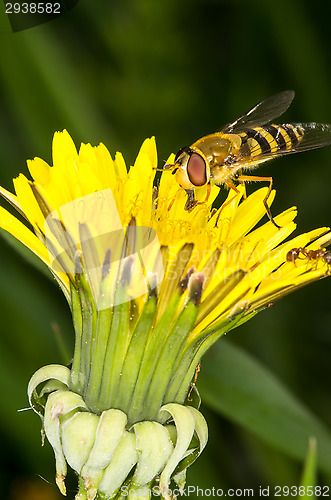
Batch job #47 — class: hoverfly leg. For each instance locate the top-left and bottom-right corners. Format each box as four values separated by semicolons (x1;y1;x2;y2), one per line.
214;181;241;228
167;188;183;211
184;183;212;212
152;166;168;172
168;187;210;213
184;189;197;211
237;175;281;229
203;182;212;204
236;170;247;199
168;188;197;211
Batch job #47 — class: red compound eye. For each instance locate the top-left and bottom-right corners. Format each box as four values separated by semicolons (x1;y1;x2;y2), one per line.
187;153;207;186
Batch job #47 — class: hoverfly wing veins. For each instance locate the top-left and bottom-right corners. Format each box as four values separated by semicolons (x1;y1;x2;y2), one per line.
289;123;331;152
222;90;295;133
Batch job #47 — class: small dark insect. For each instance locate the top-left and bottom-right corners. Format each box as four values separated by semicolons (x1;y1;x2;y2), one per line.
286;246;331;273
188;361;201;401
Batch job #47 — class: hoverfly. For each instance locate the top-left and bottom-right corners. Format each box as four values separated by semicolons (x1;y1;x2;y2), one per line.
164;91;331;227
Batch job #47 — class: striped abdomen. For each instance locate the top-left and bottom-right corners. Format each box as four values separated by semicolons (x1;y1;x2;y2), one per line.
238;124;304;157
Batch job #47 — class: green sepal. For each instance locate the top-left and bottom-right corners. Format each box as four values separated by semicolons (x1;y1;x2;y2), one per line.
61;412;100;473
114;295;157;413
98;432;138;499
80;283;98;398
69;283;84;393
76;476;89;499
81;409;127;500
127;482;152;500
84;276;114;413
98;281;131;411
69;271;98;398
165;303;248;405
128;290;182;423
43;389;88;495
143;298;199;420
158;403;196;496
159;405;208;492
173;469;187;494
172;446;199;479
131;420;173;487
156;243;193;320
28;364;70;417
189;406;208;452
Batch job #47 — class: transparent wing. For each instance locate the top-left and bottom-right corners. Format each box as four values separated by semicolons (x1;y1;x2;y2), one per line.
289;122;331;152
234;122;331;169
222;90;295;133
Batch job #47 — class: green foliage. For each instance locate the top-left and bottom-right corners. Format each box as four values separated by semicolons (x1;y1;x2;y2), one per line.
299;438;317;499
198;340;331;477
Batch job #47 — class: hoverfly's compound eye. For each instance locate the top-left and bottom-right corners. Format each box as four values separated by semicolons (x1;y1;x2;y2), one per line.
187;153;207;186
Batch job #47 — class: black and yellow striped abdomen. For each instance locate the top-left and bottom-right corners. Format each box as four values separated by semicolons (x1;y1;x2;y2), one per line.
238;124;304;157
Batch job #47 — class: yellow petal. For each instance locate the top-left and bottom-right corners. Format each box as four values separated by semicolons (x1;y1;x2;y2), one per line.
52;130;78;171
27;157;51;185
13;174;45;230
0;206;69;291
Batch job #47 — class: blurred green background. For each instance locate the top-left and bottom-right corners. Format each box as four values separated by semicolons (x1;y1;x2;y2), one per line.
1;0;331;498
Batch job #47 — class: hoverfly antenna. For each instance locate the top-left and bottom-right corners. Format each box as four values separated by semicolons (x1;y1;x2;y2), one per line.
174;146;193;162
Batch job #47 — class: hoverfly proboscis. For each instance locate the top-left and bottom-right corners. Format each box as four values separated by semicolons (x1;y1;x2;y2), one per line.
162;91;331;228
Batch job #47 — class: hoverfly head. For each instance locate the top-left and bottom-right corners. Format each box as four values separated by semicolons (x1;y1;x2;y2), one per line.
171;146;208;188
163;146;209;189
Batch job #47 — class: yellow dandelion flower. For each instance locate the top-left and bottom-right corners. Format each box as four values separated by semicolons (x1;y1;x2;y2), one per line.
2;130;330;500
